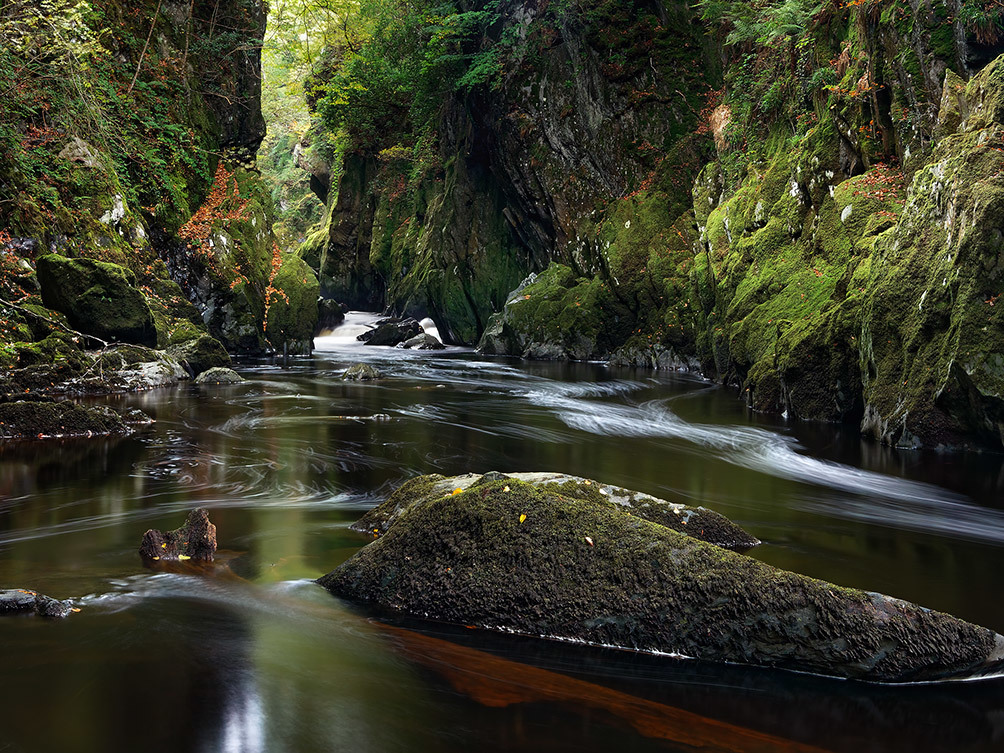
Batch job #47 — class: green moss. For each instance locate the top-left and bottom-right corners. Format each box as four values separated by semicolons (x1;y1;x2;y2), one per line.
323;476;1002;683
266;254;321;353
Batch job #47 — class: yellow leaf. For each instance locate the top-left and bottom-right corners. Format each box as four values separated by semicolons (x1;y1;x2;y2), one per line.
452;487;463;495
519;514;526;524
503;485;510;492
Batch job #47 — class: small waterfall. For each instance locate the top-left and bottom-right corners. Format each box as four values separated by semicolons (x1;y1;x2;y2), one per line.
313;311;382;350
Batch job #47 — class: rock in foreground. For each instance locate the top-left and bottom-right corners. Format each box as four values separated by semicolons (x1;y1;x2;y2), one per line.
321;474;1004;683
140;508;217;562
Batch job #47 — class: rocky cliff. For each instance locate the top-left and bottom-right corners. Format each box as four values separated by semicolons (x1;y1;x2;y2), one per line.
305;0;1004;449
0;0;319;382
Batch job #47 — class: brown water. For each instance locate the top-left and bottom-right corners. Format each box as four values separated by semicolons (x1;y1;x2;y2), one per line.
3;313;1004;753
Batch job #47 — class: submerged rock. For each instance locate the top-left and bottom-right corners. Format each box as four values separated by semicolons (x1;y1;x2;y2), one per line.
139;508;217;562
341;363;382;381
0;589;73;618
194;367;244;385
357;318;422;347
321;474;1004;683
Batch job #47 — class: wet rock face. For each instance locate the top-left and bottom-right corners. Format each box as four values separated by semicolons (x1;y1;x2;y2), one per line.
357;318;423;347
139;508;217;562
36;254;157;347
194;0;267;158
398;333;445;350
322;474;1004;683
0;589;73;619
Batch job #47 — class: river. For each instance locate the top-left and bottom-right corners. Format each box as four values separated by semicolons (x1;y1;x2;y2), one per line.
1;312;1004;753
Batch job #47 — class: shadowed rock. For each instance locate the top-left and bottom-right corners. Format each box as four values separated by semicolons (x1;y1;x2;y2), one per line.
0;589;73;618
398;333;445;350
36;254;157;347
0;399;138;439
357;318;422;346
321;474;1004;683
140;508;217;562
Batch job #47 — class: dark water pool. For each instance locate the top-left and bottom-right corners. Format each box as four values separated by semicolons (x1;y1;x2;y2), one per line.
2;313;1004;753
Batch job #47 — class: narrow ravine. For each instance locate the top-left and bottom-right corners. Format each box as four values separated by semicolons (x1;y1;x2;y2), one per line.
2;324;1004;751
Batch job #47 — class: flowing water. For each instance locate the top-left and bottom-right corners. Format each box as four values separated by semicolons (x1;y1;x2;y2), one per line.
3;312;1004;752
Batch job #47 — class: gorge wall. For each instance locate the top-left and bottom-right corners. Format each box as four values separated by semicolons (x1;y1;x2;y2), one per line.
305;0;1004;450
0;0;319;381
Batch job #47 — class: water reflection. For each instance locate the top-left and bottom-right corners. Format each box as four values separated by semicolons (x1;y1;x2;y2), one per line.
1;313;1004;751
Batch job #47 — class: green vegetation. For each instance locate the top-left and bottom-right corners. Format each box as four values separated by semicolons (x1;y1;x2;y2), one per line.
0;0;263;239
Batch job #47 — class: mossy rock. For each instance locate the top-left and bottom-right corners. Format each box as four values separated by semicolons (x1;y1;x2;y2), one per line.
13;332;89;372
168;334;232;375
352;472;759;551
36;254;156;347
0;399;132;439
194;367;244;385
341;363;382;381
266;255;320;354
322;475;1004;683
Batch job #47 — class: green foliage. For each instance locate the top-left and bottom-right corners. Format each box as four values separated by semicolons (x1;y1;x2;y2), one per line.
0;0;220;238
313;0;507;152
958;0;1004;45
697;0;821;46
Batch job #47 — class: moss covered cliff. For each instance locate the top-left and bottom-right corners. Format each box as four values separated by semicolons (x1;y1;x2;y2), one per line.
302;0;1004;449
0;0;319;376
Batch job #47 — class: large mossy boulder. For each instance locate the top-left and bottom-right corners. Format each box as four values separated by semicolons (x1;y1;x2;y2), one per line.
351;472;760;550
265;255;321;354
321;473;1004;683
36;254;157;347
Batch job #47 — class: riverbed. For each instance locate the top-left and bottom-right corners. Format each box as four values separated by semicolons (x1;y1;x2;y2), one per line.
1;313;1004;752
